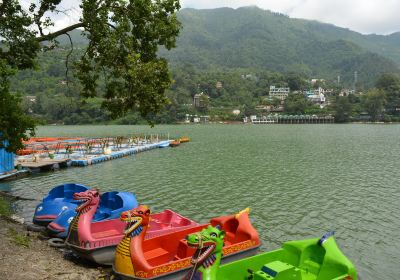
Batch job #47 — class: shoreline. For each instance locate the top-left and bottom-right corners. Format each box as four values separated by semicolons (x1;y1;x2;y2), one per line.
0;208;112;279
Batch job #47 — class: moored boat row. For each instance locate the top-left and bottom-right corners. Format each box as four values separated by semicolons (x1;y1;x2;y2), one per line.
31;185;358;280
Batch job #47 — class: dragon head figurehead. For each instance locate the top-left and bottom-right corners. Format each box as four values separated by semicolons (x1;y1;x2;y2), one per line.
187;225;225;267
73;188;100;212
120;205;151;237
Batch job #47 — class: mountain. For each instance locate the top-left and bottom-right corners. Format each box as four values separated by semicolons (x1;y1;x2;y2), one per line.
52;7;399;87
158;7;399;86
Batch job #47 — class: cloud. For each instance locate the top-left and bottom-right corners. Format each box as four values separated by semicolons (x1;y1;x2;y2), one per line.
181;0;400;34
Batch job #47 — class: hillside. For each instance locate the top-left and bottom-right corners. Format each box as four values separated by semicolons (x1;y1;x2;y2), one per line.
9;6;400;124
48;7;400;87
159;7;399;86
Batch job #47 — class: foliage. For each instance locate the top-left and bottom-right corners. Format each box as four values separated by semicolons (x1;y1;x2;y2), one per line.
3;5;400;128
284;93;314;115
8;228;30;248
361;89;386;121
0;0;181;152
0;61;35;152
0;197;12;217
331;96;353;123
376;73;400;115
161;7;399;87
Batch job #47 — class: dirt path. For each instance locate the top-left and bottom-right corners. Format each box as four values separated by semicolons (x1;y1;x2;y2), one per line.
0;217;112;280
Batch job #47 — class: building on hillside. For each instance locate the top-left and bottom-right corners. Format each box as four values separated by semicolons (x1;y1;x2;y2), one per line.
232;109;241;116
269;86;290;100
255;105;284;112
311;78;325;86
304;87;326;108
26;96;37;103
25;95;37;113
193;92;210;108
215;81;223;89
185;114;209;124
339;89;355;97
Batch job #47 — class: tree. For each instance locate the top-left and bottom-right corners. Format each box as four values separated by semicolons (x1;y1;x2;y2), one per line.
362;89;386;121
331;96;353;123
284;93;314;114
285;72;308;91
0;61;36;152
0;0;181;152
376;73;400;115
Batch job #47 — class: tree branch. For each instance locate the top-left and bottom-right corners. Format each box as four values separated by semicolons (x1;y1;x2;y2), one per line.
37;23;85;42
65;32;73;88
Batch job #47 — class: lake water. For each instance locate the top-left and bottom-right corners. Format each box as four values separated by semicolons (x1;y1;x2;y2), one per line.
1;124;399;279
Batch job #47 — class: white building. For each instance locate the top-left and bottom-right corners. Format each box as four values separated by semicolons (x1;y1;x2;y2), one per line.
193;92;210;108
339;89;355;97
305;87;326;108
269;86;290;100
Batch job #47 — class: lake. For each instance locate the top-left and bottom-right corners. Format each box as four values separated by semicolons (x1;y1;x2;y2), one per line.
1;124;399;279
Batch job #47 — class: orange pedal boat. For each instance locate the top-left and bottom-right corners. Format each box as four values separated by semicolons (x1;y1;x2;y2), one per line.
169;140;180;147
113;207;261;279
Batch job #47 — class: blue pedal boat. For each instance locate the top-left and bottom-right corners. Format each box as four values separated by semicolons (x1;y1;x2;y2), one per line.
33;183;90;226
47;190;138;238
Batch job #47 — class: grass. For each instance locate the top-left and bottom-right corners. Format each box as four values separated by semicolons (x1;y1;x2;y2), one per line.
0;197;12;217
1;196;30;247
8;228;31;248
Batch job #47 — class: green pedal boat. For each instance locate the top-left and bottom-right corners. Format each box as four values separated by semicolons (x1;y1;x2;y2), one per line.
184;231;357;280
218;231;357;280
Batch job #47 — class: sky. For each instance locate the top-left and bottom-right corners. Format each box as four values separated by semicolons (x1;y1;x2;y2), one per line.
180;0;400;35
22;0;400;35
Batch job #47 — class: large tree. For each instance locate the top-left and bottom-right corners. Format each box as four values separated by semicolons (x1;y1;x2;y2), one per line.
376;73;400;115
362;89;386;121
331;96;353;123
284;93;314;115
0;0;181;152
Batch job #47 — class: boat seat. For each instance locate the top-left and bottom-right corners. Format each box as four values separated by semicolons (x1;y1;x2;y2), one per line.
92;229;121;238
298;244;324;276
175;239;196;259
224;232;235;245
259;261;299;279
145;247;171;265
299;259;320;276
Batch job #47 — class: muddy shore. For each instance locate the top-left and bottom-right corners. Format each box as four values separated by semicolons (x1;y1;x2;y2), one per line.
0;216;112;280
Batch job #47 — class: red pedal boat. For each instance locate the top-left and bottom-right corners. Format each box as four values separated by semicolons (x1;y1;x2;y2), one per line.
113;206;261;279
65;189;199;265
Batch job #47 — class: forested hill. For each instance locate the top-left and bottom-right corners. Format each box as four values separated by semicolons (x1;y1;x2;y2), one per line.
159;7;399;85
55;7;400;86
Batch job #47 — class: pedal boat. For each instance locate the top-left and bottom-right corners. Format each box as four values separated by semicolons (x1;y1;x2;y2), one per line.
216;231;357;280
169;140;180;147
65;189;199;265
33;183;89;225
47;190;138;238
179;137;190;143
113;207;261;279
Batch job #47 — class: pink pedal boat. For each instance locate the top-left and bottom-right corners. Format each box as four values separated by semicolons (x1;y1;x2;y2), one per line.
65;189;198;265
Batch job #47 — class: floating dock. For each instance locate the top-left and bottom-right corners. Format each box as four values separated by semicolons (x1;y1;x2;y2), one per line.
250;115;335;124
8;133;190;180
14;135;176;175
70;140;170;166
19;159;71;172
0;170;30;182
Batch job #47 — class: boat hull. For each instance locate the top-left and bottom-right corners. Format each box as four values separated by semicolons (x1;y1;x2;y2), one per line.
67;243;117;265
112;245;260;279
